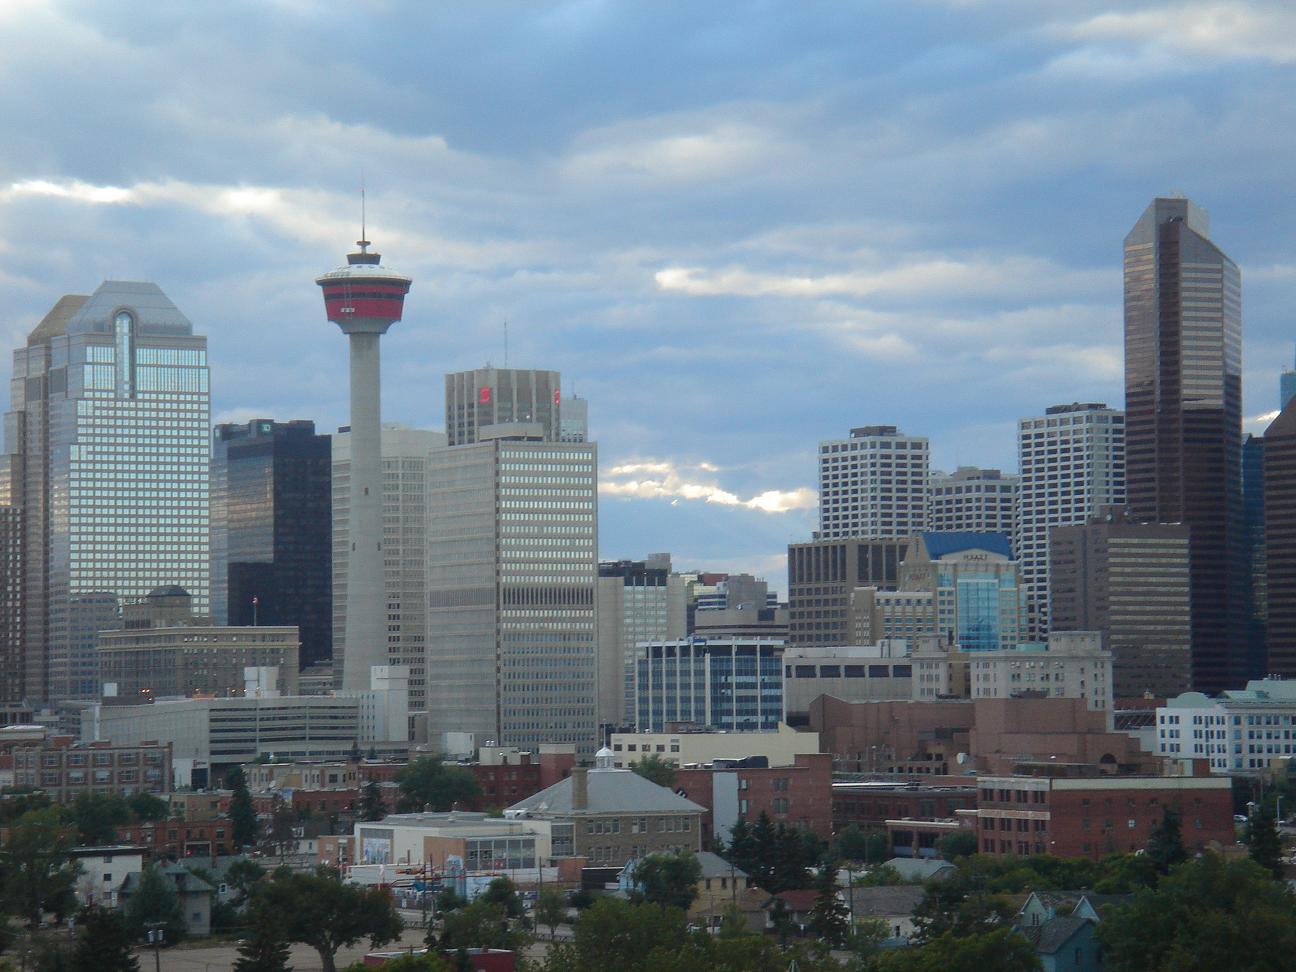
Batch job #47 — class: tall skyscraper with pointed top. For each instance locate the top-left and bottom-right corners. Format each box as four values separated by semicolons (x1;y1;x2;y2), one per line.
317;236;412;691
2;282;210;704
1123;197;1246;692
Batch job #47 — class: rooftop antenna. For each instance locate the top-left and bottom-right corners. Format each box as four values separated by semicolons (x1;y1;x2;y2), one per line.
504;319;509;367
358;173;369;253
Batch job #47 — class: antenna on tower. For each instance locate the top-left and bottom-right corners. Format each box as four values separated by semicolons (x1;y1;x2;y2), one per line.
358;172;369;253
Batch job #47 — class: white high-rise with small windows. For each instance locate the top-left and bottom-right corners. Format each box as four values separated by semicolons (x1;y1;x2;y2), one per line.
1015;403;1125;640
929;467;1017;535
817;426;929;540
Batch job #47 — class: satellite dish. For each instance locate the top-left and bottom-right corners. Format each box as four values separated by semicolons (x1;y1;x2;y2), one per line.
956;753;968;765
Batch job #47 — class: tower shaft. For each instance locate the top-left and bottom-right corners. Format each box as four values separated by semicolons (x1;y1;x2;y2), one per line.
344;331;384;690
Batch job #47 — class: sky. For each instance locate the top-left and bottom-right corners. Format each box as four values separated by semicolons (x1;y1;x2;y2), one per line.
1;0;1295;594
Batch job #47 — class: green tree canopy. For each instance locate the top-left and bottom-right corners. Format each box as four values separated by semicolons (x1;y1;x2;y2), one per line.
438;899;527;952
1099;853;1296;972
1;807;80;926
807;864;850;947
126;792;170;823
395;757;481;813
359;780;387;822
124;864;187;944
936;829;978;861
833;824;889;865
70;792;132;846
1245;805;1284;879
73;907;140;972
478;876;524;918
227;766;259;848
876;929;1043;972
247;865;403;972
629;754;677;788
541;897;690;972
631;851;702;911
233;923;294;972
1145;807;1188;874
225;858;267;906
534;885;567;941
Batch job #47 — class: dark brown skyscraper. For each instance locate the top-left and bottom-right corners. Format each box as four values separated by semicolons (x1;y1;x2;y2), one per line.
1263;401;1296;678
1123;197;1245;693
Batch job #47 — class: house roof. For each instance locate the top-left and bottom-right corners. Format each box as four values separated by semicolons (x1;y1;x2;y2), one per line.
506;768;705;816
1017;915;1093;954
766;889;819;913
884;857;957;882
846;885;926;918
120;865;214;896
695;851;748;880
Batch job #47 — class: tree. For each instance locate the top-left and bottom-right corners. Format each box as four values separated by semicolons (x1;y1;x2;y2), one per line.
265;799;297;861
807;864;849;947
233;924;294;972
247;866;403;972
534;886;567;941
1;808;80;926
834;824;888;865
227;766;259;848
395;757;481;813
73;908;140;972
936;829;978;862
629;754;677;788
557;897;689;972
1146;807;1188;874
438;900;527;951
359;781;386;822
1098;853;1296;971
876;929;1042;972
127;792;170;823
361;956;451;972
70;793;131;846
434;887;466;915
124;864;187;944
478;876;524;918
1245;805;1284;879
226;858;267;906
631;852;701;911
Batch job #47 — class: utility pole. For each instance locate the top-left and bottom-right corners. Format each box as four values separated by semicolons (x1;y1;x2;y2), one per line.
146;923;164;972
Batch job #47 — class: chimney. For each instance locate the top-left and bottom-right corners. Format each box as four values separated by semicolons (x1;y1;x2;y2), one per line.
571;767;588;810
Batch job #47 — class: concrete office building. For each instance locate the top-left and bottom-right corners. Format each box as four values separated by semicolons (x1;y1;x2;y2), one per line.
85;666;409;783
98;624;299;702
317;235;412;692
788;538;912;647
559;394;589;443
11;739;172;803
899;533;1025;652
1243;433;1267;678
445;367;561;445
1158;678;1296;774
1050;510;1192;698
607;723;822;768
332;424;445;721
0;503;20;704
849;589;936;645
817;426;929;540
783;643;913;725
425;431;599;755
3;282;211;704
1016;403;1125;640
596;556;687;730
969;632;1111;712
929;467;1017;535
1124;198;1245;693
633;638;784;733
211;419;331;669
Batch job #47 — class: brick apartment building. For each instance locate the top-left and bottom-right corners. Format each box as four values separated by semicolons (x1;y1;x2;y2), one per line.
832;781;978;832
675;753;833;847
357;748;576;811
110;818;233;862
974;769;1234;859
11;737;172;802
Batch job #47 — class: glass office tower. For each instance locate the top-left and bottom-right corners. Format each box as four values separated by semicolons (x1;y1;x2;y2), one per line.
1124;198;1245;693
4;281;210;703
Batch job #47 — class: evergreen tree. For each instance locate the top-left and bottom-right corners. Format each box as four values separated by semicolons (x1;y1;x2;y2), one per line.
807;864;850;946
770;823;812;892
227;766;259;848
73;908;139;972
233;925;293;972
124;864;187;944
359;781;386;822
1246;805;1284;879
1145;807;1188;874
723;818;755;874
749;813;777;889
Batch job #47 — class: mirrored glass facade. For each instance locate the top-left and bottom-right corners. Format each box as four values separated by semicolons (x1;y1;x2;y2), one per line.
5;282;210;703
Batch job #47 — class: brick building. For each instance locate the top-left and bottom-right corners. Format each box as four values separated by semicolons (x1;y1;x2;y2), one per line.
11;737;171;802
111;818;233;862
675;753;833;847
832;781;977;832
974;770;1233;859
355;748;575;811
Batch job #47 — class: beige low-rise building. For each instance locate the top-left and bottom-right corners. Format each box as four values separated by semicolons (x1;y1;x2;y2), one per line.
609;722;819;769
506;748;704;867
99;625;299;702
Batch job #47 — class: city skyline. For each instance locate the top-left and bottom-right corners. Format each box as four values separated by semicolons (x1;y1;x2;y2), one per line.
2;3;1296;590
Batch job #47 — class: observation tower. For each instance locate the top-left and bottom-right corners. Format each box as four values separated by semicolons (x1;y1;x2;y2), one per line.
317;233;412;690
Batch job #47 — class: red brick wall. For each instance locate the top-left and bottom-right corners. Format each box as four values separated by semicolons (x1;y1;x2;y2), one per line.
677;754;833;846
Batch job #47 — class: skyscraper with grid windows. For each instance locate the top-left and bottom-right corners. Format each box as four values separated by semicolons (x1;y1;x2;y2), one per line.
3;282;210;704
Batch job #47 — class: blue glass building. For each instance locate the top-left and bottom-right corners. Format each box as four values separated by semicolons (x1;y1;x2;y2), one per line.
634;638;784;732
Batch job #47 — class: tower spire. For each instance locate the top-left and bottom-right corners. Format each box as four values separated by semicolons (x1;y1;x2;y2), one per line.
358;181;369;252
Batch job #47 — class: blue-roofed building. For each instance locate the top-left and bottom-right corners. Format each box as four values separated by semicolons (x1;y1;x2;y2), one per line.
900;533;1025;652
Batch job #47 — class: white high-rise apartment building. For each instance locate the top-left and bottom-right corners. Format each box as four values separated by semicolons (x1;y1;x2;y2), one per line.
1015;403;1125;640
332;424;446;722
817;426;929;540
929;467;1018;535
425;431;598;755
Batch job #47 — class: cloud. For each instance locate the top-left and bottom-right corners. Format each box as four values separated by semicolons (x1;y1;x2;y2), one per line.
1059;3;1296;66
601;458;816;514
